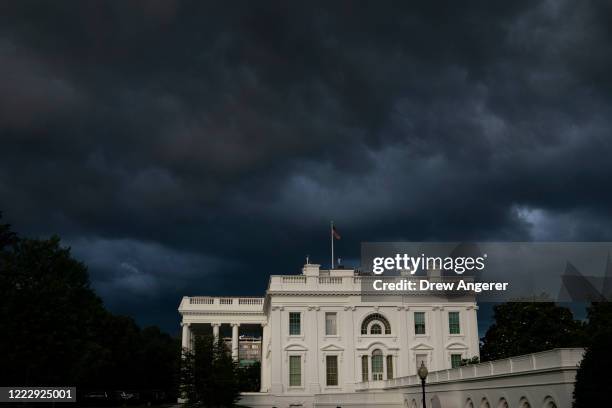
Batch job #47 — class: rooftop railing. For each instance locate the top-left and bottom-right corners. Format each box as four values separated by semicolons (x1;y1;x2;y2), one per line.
180;296;265;312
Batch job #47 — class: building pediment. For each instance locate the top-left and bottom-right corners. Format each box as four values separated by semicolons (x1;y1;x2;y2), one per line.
410;342;434;351
320;344;344;352
284;343;308;351
445;341;468;350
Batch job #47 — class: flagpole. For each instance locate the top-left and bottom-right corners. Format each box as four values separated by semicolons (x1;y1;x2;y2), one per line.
331;220;334;269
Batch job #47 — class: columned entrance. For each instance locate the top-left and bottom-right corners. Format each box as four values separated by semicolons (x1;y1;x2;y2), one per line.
178;296;268;399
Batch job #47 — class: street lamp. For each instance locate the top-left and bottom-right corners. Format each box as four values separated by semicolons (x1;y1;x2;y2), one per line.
417;361;428;408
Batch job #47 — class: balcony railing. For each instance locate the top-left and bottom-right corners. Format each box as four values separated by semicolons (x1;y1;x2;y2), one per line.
181;296;264;312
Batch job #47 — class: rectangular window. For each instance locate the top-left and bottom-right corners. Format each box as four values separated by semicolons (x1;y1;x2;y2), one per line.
326;355;338;386
289;312;301;335
289;355;301;386
361;356;369;382
325;312;337;335
386;355;393;380
414;312;426;334
451;354;462;368
449;311;460;334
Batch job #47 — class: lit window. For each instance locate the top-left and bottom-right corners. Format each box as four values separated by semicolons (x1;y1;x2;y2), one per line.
451;354;462;368
449;312;460;334
414;312;426;334
370;323;382;335
289;312;301;335
372;349;383;380
325;312;337;335
289;355;301;386
326;355;338;386
386;355;393;379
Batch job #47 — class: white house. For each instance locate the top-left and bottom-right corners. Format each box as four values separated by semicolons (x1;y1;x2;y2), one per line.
179;263;482;406
179;263;582;407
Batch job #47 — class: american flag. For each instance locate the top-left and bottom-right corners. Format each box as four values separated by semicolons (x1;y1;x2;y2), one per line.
332;225;341;240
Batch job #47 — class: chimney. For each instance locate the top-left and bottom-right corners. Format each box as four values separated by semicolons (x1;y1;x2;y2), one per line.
302;263;320;276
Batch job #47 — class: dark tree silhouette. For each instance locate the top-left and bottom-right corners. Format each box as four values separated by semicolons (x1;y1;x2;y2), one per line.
480;302;585;361
180;334;240;407
573;302;612;407
238;361;261;392
0;214;179;401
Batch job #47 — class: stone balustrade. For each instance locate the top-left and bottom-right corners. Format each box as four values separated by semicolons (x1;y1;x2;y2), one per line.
355;348;584;391
180;296;264;311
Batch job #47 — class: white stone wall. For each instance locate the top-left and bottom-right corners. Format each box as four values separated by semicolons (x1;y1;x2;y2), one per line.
266;294;479;395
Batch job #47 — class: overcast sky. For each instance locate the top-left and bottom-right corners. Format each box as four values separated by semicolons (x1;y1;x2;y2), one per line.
1;1;611;334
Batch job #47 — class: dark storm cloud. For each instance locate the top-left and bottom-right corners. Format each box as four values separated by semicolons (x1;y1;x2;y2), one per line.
1;0;611;332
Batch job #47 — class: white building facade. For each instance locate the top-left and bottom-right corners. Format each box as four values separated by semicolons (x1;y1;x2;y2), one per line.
179;263;481;406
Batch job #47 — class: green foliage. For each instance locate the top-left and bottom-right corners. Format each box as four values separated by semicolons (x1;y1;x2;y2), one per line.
0;215;179;398
480;302;585;361
460;356;480;366
180;335;240;407
573;302;612;407
238;361;261;392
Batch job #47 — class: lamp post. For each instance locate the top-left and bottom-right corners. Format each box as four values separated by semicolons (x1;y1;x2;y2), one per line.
417;361;428;408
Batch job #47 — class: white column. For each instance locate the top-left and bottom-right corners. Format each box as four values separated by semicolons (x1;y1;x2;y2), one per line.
469;305;480;358
260;322;269;392
344;306;356;388
270;306;283;393
212;323;220;343
181;322;191;352
398;306;408;377
231;323;240;361
433;306;445;370
179;322;191;404
307;306;320;393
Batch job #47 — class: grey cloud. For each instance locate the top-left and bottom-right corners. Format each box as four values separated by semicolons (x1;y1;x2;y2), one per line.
1;0;611;331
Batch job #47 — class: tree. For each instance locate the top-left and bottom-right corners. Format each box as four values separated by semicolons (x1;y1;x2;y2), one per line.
238;361;261;392
180;335;214;407
180;335;240;407
0;233;107;385
480;302;585;361
0;214;179;400
573;302;612;407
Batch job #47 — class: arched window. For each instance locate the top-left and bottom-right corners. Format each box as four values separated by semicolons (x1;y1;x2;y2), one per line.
361;313;391;334
370;323;382;334
480;398;490;408
464;399;474;408
497;398;508;408
372;349;383;380
543;397;557;408
519;397;531;408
